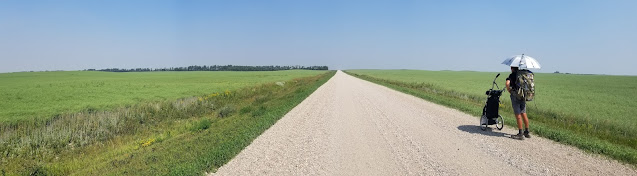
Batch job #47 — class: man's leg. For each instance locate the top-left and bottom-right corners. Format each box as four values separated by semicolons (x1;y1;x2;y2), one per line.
521;113;529;129
515;113;523;130
511;96;524;140
512;113;525;140
522;113;531;138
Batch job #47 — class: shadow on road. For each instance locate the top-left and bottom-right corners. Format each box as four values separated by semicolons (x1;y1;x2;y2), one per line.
457;125;511;138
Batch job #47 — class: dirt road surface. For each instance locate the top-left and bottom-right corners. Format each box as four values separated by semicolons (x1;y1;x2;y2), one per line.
211;71;636;175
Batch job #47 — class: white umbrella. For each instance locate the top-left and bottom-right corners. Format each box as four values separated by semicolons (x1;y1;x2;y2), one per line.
501;54;541;69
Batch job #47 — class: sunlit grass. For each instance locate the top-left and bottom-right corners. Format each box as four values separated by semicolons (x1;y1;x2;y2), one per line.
0;70;327;123
0;71;335;175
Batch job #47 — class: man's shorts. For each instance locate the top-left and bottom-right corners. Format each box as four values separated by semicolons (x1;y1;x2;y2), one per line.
510;94;526;114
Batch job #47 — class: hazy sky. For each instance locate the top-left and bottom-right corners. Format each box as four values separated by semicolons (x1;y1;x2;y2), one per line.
1;1;636;75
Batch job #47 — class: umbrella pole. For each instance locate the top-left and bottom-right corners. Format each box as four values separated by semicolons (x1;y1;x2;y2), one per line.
520;54;525;69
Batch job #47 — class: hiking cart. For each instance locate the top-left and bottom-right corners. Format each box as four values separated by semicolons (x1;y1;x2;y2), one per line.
480;73;504;131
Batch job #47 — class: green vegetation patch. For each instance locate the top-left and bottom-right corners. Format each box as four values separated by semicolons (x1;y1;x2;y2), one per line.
0;70;327;123
345;70;637;165
0;71;335;175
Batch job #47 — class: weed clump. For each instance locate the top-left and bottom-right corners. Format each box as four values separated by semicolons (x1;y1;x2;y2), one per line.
239;106;254;114
190;118;212;132
251;106;267;118
218;105;236;118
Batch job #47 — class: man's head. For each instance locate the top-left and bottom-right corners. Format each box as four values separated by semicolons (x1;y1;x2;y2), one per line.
511;66;519;72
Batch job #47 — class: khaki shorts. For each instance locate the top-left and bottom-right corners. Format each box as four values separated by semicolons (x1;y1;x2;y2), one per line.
510;94;526;114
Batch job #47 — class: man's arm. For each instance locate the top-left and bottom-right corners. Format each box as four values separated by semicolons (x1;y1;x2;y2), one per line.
506;80;511;93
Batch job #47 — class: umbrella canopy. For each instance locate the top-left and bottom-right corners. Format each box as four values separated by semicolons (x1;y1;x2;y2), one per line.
501;54;541;69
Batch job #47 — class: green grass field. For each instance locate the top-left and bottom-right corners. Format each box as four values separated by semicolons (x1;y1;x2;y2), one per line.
0;70;326;123
345;69;637;164
347;70;637;128
0;70;334;175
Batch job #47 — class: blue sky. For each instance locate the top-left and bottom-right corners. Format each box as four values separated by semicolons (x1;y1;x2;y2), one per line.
1;0;636;75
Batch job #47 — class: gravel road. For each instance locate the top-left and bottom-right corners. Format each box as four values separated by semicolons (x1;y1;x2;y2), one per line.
211;70;636;176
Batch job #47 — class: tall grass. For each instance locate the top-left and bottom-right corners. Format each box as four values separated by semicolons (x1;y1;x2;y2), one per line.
0;93;229;173
0;71;336;175
344;70;637;165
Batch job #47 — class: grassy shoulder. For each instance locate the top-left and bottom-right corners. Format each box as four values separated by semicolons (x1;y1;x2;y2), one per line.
1;71;336;175
343;70;637;165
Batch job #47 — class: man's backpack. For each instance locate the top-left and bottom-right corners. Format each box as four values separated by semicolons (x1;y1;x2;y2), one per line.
515;70;535;101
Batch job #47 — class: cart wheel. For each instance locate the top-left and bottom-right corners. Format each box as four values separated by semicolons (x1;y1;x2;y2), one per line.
496;115;504;130
480;115;488;131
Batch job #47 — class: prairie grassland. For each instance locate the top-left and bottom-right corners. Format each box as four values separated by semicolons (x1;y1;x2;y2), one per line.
0;70;326;123
0;71;334;175
345;69;637;164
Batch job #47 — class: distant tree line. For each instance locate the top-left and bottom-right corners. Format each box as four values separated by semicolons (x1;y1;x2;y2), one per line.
90;65;329;72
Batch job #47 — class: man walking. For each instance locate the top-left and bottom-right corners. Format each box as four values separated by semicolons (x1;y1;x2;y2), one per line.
506;66;531;140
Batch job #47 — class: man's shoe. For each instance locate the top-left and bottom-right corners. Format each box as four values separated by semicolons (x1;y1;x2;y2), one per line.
524;131;531;138
511;133;525;140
